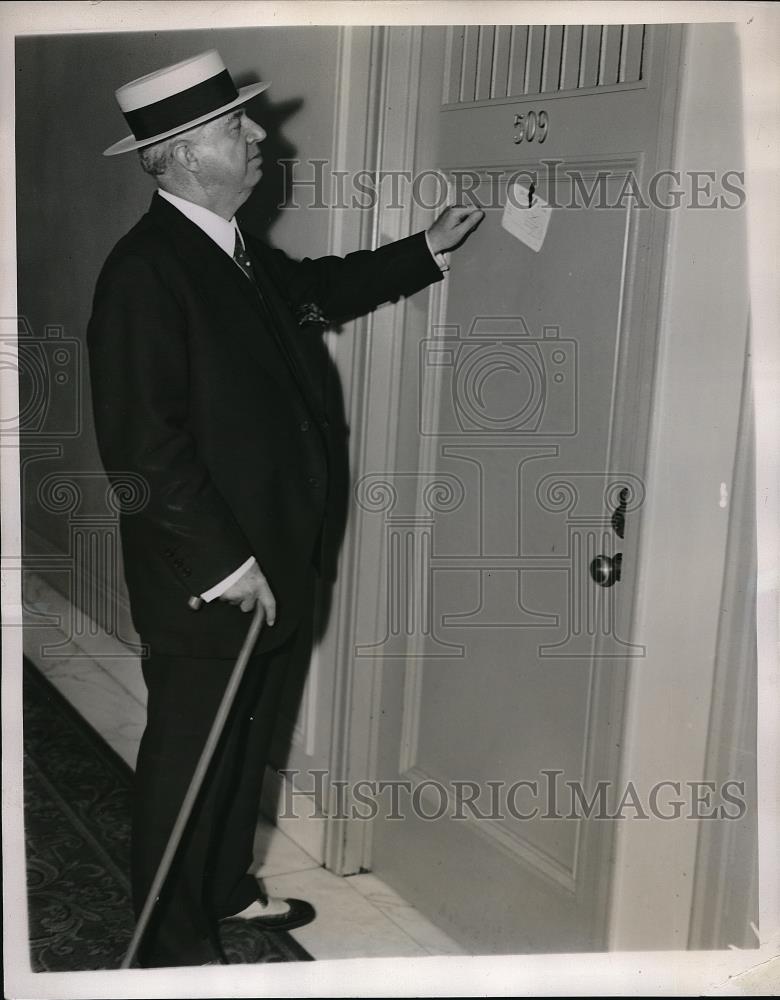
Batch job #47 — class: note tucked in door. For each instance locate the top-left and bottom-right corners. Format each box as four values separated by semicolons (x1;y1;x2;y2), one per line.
501;182;552;252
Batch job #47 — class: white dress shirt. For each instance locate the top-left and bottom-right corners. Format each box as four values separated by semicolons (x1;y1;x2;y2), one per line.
157;187;448;600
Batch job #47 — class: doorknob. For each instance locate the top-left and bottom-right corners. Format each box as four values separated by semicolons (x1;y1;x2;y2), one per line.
589;553;622;587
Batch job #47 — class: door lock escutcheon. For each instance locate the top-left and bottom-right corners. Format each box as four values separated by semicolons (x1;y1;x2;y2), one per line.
611;487;629;539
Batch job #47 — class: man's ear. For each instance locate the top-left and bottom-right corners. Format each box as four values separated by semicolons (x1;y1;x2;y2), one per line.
171;140;198;173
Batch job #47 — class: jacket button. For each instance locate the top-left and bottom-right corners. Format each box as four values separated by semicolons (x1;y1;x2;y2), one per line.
183;569;191;577
308;477;319;487
321;419;330;429
300;420;310;432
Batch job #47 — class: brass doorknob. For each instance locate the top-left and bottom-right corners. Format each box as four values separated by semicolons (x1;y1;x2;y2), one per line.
589;553;622;587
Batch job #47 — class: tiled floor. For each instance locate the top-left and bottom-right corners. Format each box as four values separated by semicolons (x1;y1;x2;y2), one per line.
21;571;465;961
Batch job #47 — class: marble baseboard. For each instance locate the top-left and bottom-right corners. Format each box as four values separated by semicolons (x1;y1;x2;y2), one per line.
262;866;431;960
20;570;464;961
346;873;465;956
23;572;146;770
251;817;321;879
23;570;147;707
260;766;327;867
253;817;464;959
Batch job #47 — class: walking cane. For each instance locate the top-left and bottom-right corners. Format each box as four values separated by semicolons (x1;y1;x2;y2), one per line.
121;597;266;969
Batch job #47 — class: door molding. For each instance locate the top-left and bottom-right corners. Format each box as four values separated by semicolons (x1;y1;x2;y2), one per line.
688;333;758;950
364;23;684;951
262;25;403;867
323;20;755;951
607;23;753;949
321;25;428;875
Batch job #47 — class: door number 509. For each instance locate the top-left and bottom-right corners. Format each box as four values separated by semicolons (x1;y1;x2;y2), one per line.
513;110;549;144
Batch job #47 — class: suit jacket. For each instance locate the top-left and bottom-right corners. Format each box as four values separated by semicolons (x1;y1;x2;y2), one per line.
87;192;442;657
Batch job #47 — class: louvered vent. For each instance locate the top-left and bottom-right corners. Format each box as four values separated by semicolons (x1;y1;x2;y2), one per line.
445;24;647;104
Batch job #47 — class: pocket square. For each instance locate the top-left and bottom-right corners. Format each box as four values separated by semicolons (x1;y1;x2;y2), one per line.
295;302;329;328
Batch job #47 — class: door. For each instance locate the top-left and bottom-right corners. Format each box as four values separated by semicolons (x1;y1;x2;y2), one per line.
363;24;683;952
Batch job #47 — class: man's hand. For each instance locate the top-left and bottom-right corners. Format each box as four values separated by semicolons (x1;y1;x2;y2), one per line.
219;562;277;623
426;205;485;255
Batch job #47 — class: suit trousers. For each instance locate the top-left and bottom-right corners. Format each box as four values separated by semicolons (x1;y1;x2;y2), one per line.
131;627;297;967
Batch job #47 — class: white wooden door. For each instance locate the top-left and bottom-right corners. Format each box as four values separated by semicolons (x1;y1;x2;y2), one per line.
365;24;683;953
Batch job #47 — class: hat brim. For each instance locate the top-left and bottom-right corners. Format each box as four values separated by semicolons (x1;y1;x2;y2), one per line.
102;81;270;156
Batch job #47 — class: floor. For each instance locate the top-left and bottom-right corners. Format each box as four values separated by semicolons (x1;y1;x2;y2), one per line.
21;571;465;961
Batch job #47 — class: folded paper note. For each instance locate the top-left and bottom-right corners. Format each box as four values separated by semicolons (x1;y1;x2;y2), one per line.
501;182;552;252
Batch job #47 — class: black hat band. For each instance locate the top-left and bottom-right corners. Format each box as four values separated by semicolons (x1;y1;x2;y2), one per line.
123;69;238;142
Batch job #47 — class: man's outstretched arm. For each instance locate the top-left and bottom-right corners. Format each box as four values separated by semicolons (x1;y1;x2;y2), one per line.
253;205;484;325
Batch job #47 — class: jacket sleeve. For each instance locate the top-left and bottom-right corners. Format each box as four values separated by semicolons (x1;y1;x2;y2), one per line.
252;230;444;325
87;252;254;597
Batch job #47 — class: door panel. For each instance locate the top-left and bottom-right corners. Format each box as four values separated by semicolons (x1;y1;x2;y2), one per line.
412;170;636;882
368;24;682;953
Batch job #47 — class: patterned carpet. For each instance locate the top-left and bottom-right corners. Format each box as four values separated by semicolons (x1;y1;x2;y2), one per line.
22;659;312;969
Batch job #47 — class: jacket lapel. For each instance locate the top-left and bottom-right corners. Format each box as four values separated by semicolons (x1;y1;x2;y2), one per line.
146;194;324;418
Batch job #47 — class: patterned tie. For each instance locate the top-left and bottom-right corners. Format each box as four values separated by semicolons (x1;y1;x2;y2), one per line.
231;227;321;408
233;230;256;283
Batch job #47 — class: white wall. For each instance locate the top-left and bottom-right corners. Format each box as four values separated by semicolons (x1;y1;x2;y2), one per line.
608;23;755;949
16;31;375;854
16;26;350;641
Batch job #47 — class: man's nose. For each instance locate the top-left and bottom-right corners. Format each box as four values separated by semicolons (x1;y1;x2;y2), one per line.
244;117;266;143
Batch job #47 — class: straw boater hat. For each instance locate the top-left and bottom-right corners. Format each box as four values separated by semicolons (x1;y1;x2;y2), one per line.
103;49;269;156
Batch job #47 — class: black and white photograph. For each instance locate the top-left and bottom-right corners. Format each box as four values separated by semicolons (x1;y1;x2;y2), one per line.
2;2;778;996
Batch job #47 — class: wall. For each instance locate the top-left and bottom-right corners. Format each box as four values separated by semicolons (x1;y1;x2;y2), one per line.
16;26;348;644
688;333;758;949
16;30;389;855
608;23;756;948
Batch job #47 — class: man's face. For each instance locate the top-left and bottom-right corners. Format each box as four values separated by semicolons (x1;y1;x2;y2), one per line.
190;108;266;202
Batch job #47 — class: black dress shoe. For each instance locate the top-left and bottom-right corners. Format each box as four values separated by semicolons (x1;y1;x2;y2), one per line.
222;897;315;932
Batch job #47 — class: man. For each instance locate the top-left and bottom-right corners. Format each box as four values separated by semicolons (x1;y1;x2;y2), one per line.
88;49;482;967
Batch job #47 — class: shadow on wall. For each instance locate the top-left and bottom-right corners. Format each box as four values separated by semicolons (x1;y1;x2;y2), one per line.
236;87;303;239
230;72;352;715
16;26;347;642
16;27;355;784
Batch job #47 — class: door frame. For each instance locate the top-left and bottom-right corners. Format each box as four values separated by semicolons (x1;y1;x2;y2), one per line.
317;24;432;875
323;21;754;951
606;22;754;949
263;23;439;875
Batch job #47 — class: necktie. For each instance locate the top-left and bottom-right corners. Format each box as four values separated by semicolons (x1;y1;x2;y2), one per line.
232;229;304;385
233;231;256;283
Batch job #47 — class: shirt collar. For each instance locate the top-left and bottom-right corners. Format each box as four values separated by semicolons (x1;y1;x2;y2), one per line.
158;189;244;257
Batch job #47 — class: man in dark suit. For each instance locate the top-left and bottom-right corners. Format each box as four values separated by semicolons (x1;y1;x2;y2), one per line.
88;50;482;967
